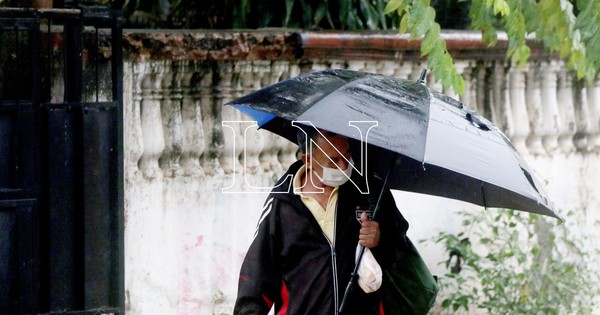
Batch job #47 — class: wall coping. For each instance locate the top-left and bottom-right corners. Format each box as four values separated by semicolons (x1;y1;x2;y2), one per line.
121;29;553;62
122;29;303;61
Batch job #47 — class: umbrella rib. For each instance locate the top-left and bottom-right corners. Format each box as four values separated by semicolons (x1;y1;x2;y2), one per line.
480;182;488;209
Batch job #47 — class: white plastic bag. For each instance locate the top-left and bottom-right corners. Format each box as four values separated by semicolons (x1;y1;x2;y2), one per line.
355;244;382;293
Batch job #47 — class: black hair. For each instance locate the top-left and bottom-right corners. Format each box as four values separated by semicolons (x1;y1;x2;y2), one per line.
296;125;336;154
296;124;318;154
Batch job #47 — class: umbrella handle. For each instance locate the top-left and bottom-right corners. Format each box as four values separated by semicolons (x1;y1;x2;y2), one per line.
338;267;359;314
338;156;396;314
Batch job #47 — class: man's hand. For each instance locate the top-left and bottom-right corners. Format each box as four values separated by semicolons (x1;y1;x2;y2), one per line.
359;212;380;248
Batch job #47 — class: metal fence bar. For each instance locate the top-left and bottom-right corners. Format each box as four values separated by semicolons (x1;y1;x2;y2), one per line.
110;11;125;312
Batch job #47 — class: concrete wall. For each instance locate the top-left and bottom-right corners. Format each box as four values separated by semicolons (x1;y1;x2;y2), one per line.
121;31;600;314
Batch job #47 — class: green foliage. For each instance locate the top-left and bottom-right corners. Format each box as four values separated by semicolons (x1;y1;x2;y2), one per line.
386;0;600;95
574;0;600;79
54;0;600;94
478;0;598;81
525;0;590;79
386;0;465;94
470;0;499;45
117;0;400;30
430;209;600;314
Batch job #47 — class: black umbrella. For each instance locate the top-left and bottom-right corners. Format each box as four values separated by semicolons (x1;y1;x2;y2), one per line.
228;69;558;219
227;68;558;314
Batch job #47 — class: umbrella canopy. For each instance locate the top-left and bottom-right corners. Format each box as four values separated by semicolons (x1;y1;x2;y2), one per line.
228;69;558;219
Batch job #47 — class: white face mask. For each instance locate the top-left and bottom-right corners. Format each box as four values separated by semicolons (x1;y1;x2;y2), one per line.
313;158;353;187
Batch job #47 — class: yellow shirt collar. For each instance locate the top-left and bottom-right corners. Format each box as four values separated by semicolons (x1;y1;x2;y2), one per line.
293;165;338;243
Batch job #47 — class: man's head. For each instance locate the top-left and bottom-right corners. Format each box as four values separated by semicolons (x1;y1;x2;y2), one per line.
296;126;353;188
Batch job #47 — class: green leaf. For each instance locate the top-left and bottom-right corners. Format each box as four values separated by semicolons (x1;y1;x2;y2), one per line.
314;2;328;25
284;0;295;25
384;0;404;14
421;23;440;55
452;71;466;94
339;0;351;26
408;0;428;37
412;6;435;37
441;298;452;308
494;0;511;16
452;302;460;311
399;13;409;33
299;0;313;27
458;296;470;309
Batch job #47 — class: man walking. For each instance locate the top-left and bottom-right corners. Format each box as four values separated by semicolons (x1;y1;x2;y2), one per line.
234;127;409;314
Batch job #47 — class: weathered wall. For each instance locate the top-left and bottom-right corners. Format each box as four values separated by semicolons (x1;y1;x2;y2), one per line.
121;30;600;314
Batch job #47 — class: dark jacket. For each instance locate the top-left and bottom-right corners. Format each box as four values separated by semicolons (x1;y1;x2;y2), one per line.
234;160;409;315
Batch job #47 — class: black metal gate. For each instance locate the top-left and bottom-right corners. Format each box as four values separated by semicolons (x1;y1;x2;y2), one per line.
0;6;124;314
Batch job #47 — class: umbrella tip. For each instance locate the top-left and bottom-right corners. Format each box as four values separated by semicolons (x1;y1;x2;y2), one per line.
417;68;428;85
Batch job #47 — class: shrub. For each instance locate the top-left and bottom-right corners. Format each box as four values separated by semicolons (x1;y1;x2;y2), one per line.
430;209;599;314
